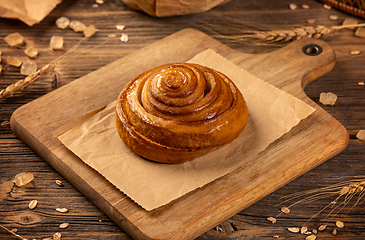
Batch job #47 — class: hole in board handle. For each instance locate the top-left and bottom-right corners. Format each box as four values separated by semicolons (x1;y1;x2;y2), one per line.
302;44;323;56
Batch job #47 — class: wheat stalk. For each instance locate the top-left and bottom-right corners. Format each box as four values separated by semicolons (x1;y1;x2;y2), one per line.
0;224;25;239
206;23;365;45
270;177;365;227
0;63;54;98
0;38;101;99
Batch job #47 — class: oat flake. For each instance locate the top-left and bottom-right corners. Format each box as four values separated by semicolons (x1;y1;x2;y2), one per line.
289;3;297;10
306;235;316;240
56;208;68;213
29;200;38;209
281;207;290;214
288;227;300;233
53;232;61;240
350;50;360;55
267;217;276;223
59;223;69;229
336;221;344;228
318;224;327;231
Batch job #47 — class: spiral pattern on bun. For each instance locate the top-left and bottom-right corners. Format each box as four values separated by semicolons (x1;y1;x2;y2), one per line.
116;63;248;163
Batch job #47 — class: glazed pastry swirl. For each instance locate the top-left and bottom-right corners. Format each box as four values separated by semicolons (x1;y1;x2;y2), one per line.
116;63;248;163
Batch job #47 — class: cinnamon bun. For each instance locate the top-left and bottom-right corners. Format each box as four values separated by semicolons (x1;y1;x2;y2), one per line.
116;63;248;163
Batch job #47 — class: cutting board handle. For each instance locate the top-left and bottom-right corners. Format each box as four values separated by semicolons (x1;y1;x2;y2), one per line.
233;38;336;98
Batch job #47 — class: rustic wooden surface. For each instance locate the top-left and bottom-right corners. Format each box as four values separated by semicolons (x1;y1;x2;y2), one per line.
0;0;364;239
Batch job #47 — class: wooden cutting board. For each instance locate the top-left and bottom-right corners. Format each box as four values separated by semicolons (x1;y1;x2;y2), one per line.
10;29;349;240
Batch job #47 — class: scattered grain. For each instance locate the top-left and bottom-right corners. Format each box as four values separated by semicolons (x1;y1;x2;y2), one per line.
50;36;64;50
312;229;317;234
53;232;61;240
350;50;360;55
337;218;346;225
14;172;34;186
1;121;10;127
4;32;24;47
25;46;38;58
116;24;125;31
59;223;69;229
83;24;97;38
342;18;358;30
289;3;297;10
355;27;365;38
267;217;276;223
69;20;86;32
0;65;2;73
92;4;99;8
358;82;365;86
7;56;22;67
56;208;68;213
96;0;104;4
318;225;327;231
307;19;316;24
29;200;38;209
56;180;64;187
319;92;337;105
302;4;310;9
10;228;17;233
273;236;279;239
281;206;290;214
329;15;338;21
288;227;300;233
301;226;308;234
306;235;316;240
332;229;337;235
21;61;37;75
108;34;117;38
324;4;332;10
120;33;129;42
55;17;70;29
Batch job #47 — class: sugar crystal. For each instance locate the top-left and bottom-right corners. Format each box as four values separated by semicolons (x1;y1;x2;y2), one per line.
24;46;38;58
14;172;34;186
7;56;22;67
69;20;86;32
50;36;64;50
56;16;70;29
4;32;24;47
319;92;337;105
120;33;129;42
84;24;97;38
342;18;358;30
357;129;365;140
21;61;37;75
355;27;365;38
116;24;125;30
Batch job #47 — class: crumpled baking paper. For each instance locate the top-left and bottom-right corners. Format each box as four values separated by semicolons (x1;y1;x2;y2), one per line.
57;49;315;211
0;0;62;26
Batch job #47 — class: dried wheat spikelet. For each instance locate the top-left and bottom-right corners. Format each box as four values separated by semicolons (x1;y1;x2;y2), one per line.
273;177;365;228
203;21;365;45
0;38;111;99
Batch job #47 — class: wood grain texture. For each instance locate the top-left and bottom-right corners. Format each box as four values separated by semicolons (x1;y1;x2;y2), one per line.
1;0;365;239
9;28;349;240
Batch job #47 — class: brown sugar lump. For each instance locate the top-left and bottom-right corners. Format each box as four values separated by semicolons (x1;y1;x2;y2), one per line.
116;63;249;163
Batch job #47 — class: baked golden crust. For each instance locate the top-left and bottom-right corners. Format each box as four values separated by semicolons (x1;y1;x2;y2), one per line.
116;63;248;163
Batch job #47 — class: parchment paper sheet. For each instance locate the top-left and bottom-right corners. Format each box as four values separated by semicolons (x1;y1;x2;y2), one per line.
0;0;62;26
57;49;315;211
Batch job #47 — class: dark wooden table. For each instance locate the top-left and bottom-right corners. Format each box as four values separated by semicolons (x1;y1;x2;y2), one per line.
1;0;364;239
